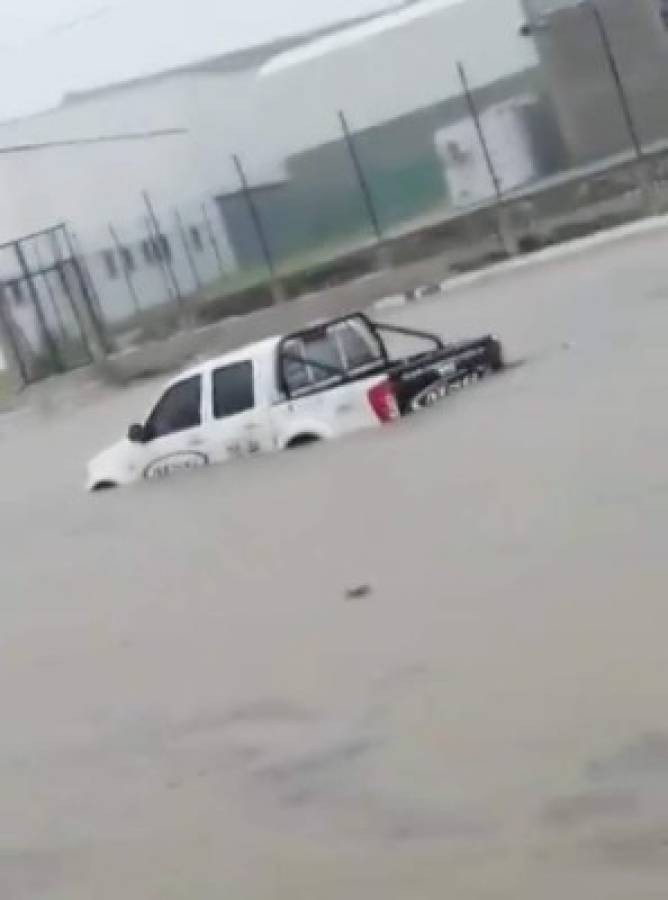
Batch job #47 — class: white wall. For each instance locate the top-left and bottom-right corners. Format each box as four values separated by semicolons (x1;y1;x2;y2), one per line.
257;0;538;156
0;70;278;249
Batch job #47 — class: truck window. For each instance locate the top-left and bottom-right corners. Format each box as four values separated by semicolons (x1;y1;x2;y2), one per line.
145;375;202;439
304;333;342;382
213;361;254;418
336;322;381;371
283;333;342;394
282;340;311;393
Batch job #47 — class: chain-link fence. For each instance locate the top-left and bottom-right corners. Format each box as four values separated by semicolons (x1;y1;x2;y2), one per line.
3;0;668;384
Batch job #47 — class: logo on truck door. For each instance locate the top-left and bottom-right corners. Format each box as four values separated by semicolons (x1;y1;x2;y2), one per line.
144;452;209;480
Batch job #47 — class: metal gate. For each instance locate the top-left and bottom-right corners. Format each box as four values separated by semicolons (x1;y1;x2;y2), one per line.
0;224;107;384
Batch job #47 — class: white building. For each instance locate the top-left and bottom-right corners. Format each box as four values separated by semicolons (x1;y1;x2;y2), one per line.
0;0;537;234
0;0;543;377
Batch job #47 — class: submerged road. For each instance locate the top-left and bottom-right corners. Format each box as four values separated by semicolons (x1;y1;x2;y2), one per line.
2;227;668;898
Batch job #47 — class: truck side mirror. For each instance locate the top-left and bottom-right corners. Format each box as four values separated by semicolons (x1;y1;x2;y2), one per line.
128;423;146;444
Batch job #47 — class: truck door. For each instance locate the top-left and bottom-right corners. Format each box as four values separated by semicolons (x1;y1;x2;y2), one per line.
203;359;274;464
140;374;210;480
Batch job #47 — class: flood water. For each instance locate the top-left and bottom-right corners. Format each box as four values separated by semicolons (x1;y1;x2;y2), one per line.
2;231;668;898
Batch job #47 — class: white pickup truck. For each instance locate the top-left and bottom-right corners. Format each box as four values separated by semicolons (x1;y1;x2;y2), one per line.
87;313;503;490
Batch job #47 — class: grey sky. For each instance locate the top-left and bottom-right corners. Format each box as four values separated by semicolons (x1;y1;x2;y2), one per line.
0;0;402;120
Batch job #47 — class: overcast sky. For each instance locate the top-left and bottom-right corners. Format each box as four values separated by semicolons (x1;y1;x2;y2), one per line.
0;0;414;120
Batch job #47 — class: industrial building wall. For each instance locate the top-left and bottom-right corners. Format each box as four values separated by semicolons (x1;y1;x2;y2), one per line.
0;70;274;247
234;68;562;273
525;0;668;163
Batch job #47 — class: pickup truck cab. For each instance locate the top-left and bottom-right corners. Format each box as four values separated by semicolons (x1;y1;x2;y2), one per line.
87;312;502;490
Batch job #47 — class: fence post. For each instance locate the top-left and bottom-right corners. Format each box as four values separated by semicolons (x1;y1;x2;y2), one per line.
232;154;286;304
456;61;517;257
142;190;186;321
59;229;106;331
32;238;68;345
0;286;28;389
109;223;142;323
60;226;111;363
143;214;175;312
174;208;202;293
338;110;390;268
587;2;657;214
201;201;226;277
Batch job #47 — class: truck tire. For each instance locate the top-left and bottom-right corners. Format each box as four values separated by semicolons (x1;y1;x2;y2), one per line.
488;339;504;372
286;434;321;449
92;481;118;492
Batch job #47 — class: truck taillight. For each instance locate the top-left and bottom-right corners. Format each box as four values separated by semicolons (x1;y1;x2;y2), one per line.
367;380;399;424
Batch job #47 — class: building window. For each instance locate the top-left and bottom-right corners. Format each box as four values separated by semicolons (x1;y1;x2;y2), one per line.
142;239;155;265
661;0;668;28
141;234;171;264
158;234;172;262
10;281;24;304
120;246;135;272
102;249;118;280
190;225;204;252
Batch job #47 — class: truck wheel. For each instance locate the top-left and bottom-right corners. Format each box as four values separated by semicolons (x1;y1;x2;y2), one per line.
286;434;321;449
92;481;118;492
489;339;504;372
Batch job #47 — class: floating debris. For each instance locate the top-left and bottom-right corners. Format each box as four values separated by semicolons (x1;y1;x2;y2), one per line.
345;584;373;601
